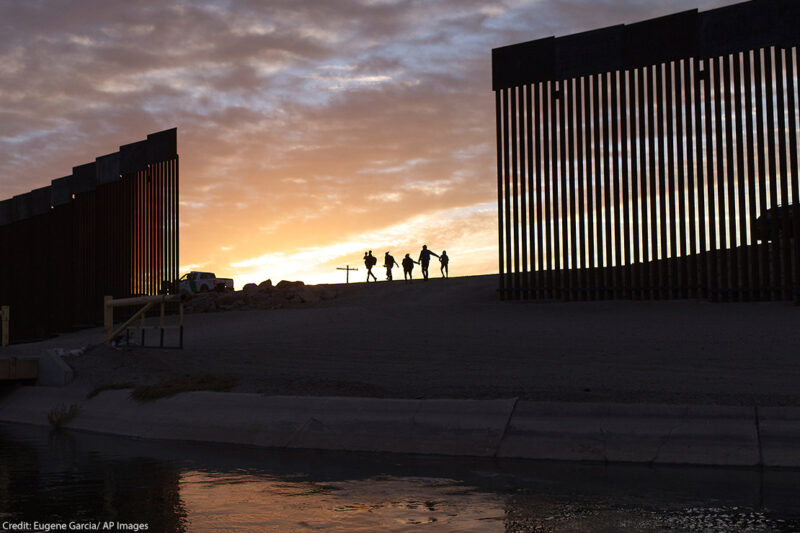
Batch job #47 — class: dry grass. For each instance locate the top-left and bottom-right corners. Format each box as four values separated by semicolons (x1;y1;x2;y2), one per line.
131;373;237;402
48;404;79;428
86;382;136;399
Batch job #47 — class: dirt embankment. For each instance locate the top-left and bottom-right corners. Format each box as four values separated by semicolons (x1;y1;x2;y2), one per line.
7;274;800;406
4;274;799;469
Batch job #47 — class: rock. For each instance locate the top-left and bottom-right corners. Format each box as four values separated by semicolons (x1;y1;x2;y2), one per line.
295;287;320;304
317;287;337;300
276;280;304;290
216;293;240;306
245;293;273;309
258;279;273;291
242;283;259;292
216;293;243;310
279;289;297;301
184;294;217;313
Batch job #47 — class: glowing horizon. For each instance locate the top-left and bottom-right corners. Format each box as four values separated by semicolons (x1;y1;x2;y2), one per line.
0;0;747;288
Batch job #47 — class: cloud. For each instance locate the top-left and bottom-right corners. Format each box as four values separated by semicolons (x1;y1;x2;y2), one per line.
0;0;746;285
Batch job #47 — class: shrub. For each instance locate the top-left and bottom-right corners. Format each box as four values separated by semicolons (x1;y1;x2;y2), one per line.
131;374;237;402
86;382;136;399
48;404;79;428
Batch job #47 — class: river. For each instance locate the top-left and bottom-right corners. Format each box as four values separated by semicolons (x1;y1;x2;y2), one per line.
2;422;799;532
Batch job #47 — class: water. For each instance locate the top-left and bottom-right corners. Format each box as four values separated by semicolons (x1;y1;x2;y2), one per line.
2;422;800;532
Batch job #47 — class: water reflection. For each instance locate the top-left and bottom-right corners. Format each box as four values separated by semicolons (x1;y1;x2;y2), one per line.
2;422;800;532
0;429;187;531
181;473;503;532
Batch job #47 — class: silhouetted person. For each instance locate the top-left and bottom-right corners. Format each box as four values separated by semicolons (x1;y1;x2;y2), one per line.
417;244;439;281
439;250;449;278
402;253;418;284
364;251;377;282
384;251;399;281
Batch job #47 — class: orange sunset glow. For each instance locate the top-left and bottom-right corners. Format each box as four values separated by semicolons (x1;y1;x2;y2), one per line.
0;0;743;287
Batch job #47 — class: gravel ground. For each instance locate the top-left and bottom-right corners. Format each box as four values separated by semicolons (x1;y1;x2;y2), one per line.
9;274;800;405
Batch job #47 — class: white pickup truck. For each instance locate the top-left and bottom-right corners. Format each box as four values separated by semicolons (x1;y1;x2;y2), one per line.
179;271;234;293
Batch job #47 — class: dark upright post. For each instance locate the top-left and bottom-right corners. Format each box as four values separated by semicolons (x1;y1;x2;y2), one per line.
602;72;613;299
685;59;698;298
567;78;579;300
703;59;718;301
754;49;769;299
534;83;545;298
764;48;780;299
504;89;514;298
576;77;588;299
558;80;569;300
775;48;791;300
525;84;534;299
519;86;529;299
743;50;759;300
611;70;622;297
787;48;800;301
630;69;642;298
656;62;668;299
620;70;632;298
590;74;601;300
733;52;749;300
496;91;505;300
543;81;554;298
676;59;689;297
511;88;520;299
665;61;678;298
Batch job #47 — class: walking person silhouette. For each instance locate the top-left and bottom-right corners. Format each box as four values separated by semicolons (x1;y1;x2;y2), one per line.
401;253;418;284
439;250;449;278
384;251;399;281
364;251;377;282
417;245;439;281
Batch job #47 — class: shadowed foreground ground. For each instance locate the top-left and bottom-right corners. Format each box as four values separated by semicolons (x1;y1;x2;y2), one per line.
11;274;800;406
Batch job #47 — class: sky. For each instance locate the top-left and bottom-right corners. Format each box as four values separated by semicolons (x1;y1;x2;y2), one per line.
0;0;744;286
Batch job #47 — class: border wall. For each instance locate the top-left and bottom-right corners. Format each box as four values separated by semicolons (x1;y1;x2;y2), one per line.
0;129;179;341
493;0;799;301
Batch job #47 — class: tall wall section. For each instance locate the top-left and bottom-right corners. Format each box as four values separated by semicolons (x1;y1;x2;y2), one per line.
0;128;179;341
493;0;799;301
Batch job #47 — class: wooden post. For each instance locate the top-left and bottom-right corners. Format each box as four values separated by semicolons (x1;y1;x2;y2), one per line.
104;302;155;344
108;294;181;307
103;294;183;347
336;265;358;283
1;306;9;347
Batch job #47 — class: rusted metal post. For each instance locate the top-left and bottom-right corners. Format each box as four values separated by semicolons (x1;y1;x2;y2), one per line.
103;296;113;343
1;306;9;347
179;301;184;349
160;301;165;348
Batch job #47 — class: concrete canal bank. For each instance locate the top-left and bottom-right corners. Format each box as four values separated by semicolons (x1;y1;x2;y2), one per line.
3;385;800;467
